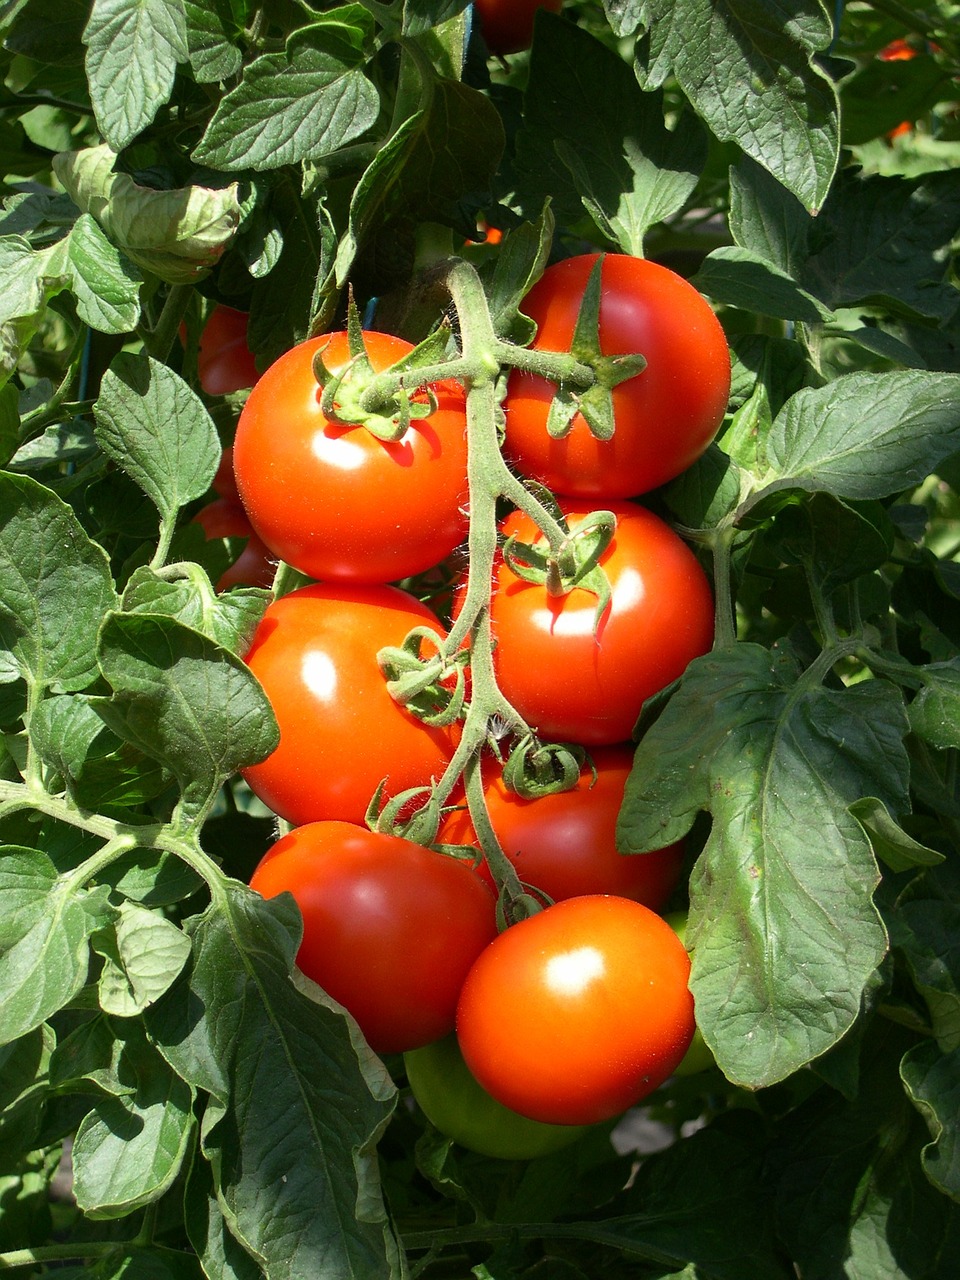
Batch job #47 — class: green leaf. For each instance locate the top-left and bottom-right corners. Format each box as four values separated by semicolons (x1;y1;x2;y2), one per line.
749;371;960;508
192;25;379;172
850;797;945;874
636;0;839;213
94;353;221;525
53;144;241;285
772;494;894;593
82;0;188;150
95;901;192;1017
72;1021;195;1219
486;206;554;344
0;384;19;467
908;660;960;751
147;884;403;1278
727;155;812;277
514;17;706;252
694;247;831;324
183;0;243;83
30;692;107;784
184;1155;265;1280
0;847;115;1046
888;894;960;1053
901;1039;960;1202
618;645;898;1088
0;471;118;692
67;213;142;334
3;0;88;67
335;73;504;285
121;566;270;657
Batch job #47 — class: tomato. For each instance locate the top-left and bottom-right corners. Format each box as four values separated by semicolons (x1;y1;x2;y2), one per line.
193;494;277;591
193;495;251;541
232;331;469;584
485;499;713;746
503;254;730;498
457;895;695;1125
473;0;562;55
250;822;497;1054
664;911;717;1077
196;305;260;395
241;583;459;826
211;446;241;505
404;1034;590;1159
439;745;683;907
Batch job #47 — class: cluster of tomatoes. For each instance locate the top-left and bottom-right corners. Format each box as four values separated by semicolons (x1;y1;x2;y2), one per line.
194;249;730;1158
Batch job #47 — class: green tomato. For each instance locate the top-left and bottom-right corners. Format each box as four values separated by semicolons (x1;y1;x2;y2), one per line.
404;1034;590;1160
664;911;718;1076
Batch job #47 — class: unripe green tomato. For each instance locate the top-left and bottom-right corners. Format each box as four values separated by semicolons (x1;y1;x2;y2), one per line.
664;911;717;1076
404;1034;590;1160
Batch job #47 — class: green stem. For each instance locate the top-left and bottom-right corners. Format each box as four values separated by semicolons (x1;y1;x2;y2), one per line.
0;1243;120;1270
150;511;178;571
18;325;88;440
711;524;738;648
142;284;193;364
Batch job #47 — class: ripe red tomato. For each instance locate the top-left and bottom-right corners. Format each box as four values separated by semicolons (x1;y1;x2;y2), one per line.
486;499;714;746
232;331;469;584
439;745;683;907
457;895;695;1125
503;253;730;498
196;305;260;395
404;1034;589;1159
250;822;497;1054
193;494;277;591
241;583;459;826
473;0;562;55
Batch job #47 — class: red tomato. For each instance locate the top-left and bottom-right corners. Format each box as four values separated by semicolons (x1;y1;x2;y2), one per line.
232;331;469;584
211;446;241;505
250;822;497;1054
215;532;276;592
486;499;714;746
439;745;683;907
193;496;252;541
457;895;695;1124
196;305;260;395
241;583;459;826
503;254;730;498
473;0;562;55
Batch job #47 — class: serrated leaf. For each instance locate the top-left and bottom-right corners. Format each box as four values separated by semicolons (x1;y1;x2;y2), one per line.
728;155;812;277
95;612;278;825
694;247;831;324
637;0;838;212
192;25;379;172
901;1039;960;1202
67;213;142;334
513;17;706;252
0;847;115;1046
30;692;106;783
54;144;241;285
0;471;118;692
184;1156;264;1280
83;0;188;150
147;884;402;1278
618;646;898;1087
121;565;269;657
96;901;192;1016
183;0;243;83
749;372;960;509
486;206;554;344
94;353;221;524
72;1021;194;1218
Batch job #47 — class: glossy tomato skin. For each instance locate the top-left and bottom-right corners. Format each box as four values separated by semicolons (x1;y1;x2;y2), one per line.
232;331;469;584
473;0;562;55
250;823;497;1054
404;1034;590;1159
241;584;459;826
440;745;683;907
197;305;260;395
488;500;714;746
457;895;695;1125
503;254;730;498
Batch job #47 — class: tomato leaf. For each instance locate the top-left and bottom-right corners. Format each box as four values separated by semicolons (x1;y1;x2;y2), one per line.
618;644;898;1087
182;0;243;84
147;884;403;1278
94;901;192;1017
0;472;117;693
82;0;188;150
694;247;831;324
94;354;221;526
121;566;270;658
94;613;279;828
636;0;839;213
902;1039;960;1202
191;25;380;172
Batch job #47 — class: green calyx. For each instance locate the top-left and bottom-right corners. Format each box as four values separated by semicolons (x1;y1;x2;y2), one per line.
503;506;617;628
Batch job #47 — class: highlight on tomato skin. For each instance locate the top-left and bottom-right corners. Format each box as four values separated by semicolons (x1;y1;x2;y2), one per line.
456;895;696;1126
249;822;498;1055
503;252;730;499
438;744;684;908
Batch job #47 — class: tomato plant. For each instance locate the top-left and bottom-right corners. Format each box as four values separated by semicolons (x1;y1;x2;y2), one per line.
249;822;497;1054
457;895;695;1125
502;254;731;499
232;331;469;584
241;583;459;826
664;911;717;1076
194;304;260;395
440;744;684;907
404;1033;590;1159
473;0;562;55
486;499;714;745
